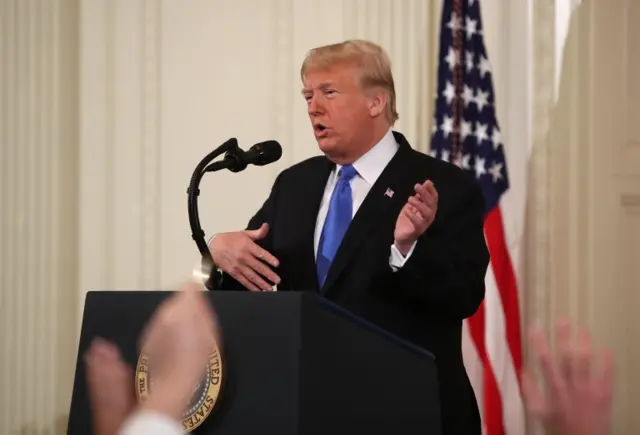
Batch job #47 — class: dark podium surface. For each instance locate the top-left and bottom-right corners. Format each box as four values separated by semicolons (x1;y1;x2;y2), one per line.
68;291;441;435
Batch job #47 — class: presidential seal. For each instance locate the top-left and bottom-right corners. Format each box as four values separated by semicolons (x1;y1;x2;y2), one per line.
134;344;224;432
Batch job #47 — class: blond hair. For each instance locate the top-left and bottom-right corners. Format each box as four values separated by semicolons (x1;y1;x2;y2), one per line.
300;39;399;125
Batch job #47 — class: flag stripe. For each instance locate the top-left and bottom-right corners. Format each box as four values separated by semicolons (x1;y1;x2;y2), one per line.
485;208;523;377
484;262;525;435
467;300;506;435
461;321;484;411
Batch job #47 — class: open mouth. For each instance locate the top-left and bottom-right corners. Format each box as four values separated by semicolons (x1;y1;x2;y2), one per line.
314;123;328;136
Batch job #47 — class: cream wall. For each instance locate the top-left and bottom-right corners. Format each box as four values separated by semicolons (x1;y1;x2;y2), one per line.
2;0;638;434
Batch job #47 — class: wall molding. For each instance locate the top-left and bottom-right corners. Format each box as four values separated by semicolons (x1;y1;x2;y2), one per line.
272;0;295;170
0;0;79;432
528;0;556;333
141;0;162;289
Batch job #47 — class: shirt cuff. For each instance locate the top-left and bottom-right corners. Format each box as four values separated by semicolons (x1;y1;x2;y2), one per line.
207;234;221;270
389;241;417;271
119;410;183;435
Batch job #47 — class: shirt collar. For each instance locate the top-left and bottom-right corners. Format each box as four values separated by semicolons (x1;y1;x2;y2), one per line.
335;128;398;185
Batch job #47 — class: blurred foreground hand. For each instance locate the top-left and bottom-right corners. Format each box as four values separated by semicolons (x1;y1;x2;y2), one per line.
85;280;220;434
522;320;614;435
138;281;220;420
85;338;135;435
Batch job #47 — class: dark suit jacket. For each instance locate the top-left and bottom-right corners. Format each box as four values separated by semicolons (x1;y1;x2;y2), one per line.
211;131;489;435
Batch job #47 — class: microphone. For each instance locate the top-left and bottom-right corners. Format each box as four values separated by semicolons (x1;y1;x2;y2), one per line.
186;138;282;289
207;140;282;173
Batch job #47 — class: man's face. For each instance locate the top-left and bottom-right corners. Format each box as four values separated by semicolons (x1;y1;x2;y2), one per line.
302;63;373;160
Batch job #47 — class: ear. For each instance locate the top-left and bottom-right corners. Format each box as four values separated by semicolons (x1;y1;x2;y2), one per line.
367;89;388;118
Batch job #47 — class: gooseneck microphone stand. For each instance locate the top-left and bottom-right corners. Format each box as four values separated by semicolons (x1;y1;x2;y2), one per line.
187;137;241;289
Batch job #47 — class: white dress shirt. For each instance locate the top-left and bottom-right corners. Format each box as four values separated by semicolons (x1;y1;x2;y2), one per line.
119;410;183;435
314;128;416;270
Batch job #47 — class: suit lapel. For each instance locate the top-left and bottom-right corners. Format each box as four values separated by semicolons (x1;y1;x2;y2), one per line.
321;137;416;294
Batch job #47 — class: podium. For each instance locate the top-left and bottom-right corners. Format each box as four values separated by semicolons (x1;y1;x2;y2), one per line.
68;291;441;434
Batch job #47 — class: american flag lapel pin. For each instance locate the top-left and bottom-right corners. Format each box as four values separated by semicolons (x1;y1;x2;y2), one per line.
384;188;394;198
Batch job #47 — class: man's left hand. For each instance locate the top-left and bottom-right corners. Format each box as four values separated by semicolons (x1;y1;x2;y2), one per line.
394;180;438;256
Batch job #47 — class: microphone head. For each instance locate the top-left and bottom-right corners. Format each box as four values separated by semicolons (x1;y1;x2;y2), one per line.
247;140;282;166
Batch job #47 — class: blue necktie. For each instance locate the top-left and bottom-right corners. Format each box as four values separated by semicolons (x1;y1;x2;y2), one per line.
316;164;358;289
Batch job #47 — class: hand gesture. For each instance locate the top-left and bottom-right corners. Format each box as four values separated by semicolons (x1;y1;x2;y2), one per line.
84;339;135;435
209;223;280;291
394;180;438;254
522;320;614;435
139;281;221;420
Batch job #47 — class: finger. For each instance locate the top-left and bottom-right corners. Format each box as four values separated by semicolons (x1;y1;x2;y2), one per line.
246;256;281;284
417;179;437;196
408;196;433;221
402;207;423;229
179;283;210;320
414;184;437;209
246;223;269;241
233;270;262;291
423;179;438;197
249;244;280;268
139;305;171;357
189;286;216;324
104;340;125;363
84;344;104;376
86;339;123;374
199;306;223;352
86;349;126;389
85;356;112;397
86;337;115;360
119;364;136;409
529;325;568;401
240;265;274;291
406;202;425;220
597;347;615;401
570;328;592;389
555;319;573;379
143;328;172;366
195;304;219;348
521;368;548;420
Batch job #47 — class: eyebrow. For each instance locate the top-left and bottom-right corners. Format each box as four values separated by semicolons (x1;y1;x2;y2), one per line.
301;82;334;94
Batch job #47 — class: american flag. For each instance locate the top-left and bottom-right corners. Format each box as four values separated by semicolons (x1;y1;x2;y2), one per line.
430;1;525;434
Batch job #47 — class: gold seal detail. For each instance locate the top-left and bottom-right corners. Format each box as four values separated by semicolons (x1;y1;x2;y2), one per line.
135;345;223;432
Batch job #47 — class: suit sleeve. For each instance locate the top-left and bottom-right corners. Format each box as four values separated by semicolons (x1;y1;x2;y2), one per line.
380;180;489;319
207;173;282;291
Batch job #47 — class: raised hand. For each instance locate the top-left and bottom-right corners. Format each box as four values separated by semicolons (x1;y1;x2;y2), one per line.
138;281;221;420
84;338;135;435
522;320;614;435
394;180;438;255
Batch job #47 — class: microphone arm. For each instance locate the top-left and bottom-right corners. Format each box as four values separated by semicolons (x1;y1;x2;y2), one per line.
188;138;282;289
187;137;239;286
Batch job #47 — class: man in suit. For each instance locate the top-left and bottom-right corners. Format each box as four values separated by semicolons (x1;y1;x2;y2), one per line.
208;39;489;434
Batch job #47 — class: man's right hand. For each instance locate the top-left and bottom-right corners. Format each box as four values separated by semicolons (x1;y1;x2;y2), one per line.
209;223;280;291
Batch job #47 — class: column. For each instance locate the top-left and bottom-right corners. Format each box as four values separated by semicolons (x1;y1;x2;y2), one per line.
0;0;79;432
